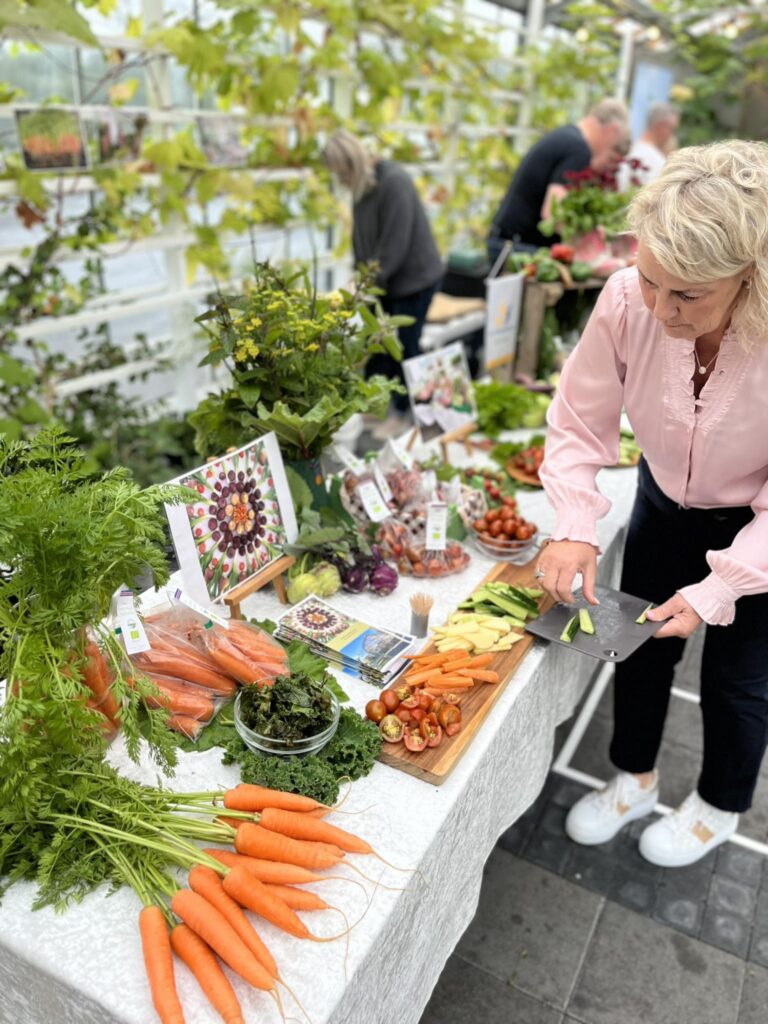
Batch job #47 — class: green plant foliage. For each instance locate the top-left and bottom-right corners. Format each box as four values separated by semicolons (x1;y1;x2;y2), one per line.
190;263;406;461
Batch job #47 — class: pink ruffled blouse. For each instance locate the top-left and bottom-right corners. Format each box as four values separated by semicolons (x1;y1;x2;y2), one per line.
540;266;768;626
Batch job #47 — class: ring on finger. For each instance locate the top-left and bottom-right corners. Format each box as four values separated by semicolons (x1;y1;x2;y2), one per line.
534;566;546;580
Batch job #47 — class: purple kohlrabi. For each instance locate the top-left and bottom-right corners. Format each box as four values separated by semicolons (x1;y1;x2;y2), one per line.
341;563;369;593
369;561;398;596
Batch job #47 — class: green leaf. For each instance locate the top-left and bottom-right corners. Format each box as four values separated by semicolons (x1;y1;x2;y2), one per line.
285;465;313;511
0;0;98;45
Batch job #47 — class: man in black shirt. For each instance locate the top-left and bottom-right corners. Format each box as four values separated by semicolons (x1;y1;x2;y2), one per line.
488;98;630;263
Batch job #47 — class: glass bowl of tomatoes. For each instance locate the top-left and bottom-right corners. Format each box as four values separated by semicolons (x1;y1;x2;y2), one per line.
469;500;539;561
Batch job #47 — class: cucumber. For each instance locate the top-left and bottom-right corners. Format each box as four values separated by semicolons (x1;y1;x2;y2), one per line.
635;603;653;625
560;615;579;643
578;608;595;635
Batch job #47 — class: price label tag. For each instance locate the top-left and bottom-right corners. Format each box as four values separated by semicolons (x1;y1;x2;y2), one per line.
426;502;448;551
112;587;151;654
357;480;389;523
0;677;6;708
334;444;366;474
373;464;394;503
173;587;230;629
387;438;414;470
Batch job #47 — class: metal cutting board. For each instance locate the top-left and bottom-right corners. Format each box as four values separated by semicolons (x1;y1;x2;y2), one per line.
524;584;665;662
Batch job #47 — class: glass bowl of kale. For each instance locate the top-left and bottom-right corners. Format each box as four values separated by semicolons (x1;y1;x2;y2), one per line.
234;672;340;756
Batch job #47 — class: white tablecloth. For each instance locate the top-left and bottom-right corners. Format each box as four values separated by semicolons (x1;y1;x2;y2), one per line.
0;467;638;1024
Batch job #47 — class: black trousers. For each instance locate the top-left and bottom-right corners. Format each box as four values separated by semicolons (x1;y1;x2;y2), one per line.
610;459;768;812
366;283;439;413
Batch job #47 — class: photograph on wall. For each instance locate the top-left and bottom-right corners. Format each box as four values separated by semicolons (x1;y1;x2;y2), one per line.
164;433;298;605
86;111;148;165
16;108;88;171
196;116;247;167
402;341;476;440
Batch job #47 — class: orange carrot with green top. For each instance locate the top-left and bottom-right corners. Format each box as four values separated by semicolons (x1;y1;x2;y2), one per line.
170;889;275;992
234;823;344;870
170;924;244;1024
202;848;325;885
188;866;277;978
139;905;185;1024
263;884;329;911
222;867;311;939
223;783;327;815
258;807;373;855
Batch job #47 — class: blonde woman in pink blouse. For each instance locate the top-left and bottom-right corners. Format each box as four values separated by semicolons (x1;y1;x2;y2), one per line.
536;140;768;867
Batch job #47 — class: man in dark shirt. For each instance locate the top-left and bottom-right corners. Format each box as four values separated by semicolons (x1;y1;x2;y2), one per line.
488;98;630;263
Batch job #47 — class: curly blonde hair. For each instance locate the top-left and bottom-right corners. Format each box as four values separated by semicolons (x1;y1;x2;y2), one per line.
627;139;768;345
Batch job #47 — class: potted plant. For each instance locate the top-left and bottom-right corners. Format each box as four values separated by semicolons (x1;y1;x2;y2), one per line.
539;166;639;276
189;263;408;503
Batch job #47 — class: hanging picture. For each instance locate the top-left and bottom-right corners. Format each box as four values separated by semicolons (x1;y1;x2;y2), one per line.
402;341;476;440
197;116;247;167
16;108;88;171
86;111;148;165
164;434;298;605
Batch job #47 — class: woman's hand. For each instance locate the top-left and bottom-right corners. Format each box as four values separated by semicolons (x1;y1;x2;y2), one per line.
536;540;599;605
647;593;703;639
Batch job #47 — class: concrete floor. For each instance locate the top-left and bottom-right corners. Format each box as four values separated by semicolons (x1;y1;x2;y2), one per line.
420;632;768;1024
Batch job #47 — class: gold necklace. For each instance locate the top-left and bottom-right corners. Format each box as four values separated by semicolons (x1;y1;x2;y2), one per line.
693;341;719;376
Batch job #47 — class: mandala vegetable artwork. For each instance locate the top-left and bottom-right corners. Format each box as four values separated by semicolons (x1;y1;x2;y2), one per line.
164;434;297;603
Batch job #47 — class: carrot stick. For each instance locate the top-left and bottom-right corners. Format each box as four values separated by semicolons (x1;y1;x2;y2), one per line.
258;807;373;855
188;866;277;979
223;783;328;815
457;669;500;683
403;666;445;684
402;652;450;664
167;714;206;740
263;884;329;912
170;924;244;1024
202;849;325;885
467;653;495;668
170;889;275;992
428;676;475;688
222;867;312;939
434;656;475;672
139;905;186;1024
234;823;344;870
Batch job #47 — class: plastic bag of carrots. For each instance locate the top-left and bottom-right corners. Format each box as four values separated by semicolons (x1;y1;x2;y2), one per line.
125;598;290;742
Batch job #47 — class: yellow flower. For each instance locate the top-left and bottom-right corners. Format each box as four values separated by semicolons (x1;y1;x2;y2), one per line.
305;342;320;352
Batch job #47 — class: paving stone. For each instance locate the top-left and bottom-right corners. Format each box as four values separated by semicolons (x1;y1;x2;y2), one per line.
609;876;658;915
568;901;744;1024
708;875;755;920
569;714;614;783
525;830;574;876
737;964;768;1024
657;854;717;901
419;953;562;1024
656;743;701;810
457;850;602;1011
567;845;621;896
715;844;764;890
748;925;768;968
499;815;538;857
546;777;590;811
700;906;752;959
653;893;703;937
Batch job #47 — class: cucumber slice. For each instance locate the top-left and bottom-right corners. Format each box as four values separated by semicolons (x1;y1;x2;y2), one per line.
560;615;579;643
635;603;653;625
578;608;595;635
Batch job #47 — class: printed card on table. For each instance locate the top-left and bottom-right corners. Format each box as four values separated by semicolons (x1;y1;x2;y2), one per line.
402;341;476;441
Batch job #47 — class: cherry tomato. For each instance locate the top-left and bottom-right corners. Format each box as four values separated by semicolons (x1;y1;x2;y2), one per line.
472;519;487;532
486;508;501;523
489;520;504;537
404;729;427;752
394;684;411;702
502;495;517;507
365;699;387;724
417;691;433;710
445;722;461;737
379;714;404;743
437;704;461;730
427;724;443;747
380;689;400;713
489;487;501;500
444;692;462;705
410;708;427;724
399;695;419;709
395;707;414;724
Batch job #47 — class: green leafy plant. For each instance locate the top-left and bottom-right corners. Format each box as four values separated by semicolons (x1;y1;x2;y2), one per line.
0;428;192;780
474;381;550;437
190;263;408;462
539;167;634;242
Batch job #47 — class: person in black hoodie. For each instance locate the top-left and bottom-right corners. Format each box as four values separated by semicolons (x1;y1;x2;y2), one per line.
323;130;444;418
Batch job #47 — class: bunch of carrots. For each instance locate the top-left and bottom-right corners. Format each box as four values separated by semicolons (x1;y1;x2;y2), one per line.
133;782;381;1024
401;649;500;691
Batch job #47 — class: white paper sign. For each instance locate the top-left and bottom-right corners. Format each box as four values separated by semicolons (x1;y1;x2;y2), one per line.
357;480;389;523
334;444;366;474
172;587;230;629
426;501;448;551
387;438;415;470
114;587;151;654
373;464;394;503
484;272;524;370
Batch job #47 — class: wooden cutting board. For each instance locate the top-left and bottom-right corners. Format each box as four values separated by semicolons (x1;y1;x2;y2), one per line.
378;554;553;784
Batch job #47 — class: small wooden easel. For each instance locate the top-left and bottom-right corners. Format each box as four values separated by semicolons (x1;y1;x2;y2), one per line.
222;554;295;620
438;420;478;464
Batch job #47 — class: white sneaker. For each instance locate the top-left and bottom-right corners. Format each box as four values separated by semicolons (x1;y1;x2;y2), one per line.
565;771;659;845
639;791;738;867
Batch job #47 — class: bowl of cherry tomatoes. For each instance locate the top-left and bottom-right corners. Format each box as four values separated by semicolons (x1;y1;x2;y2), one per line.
470;496;539;561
